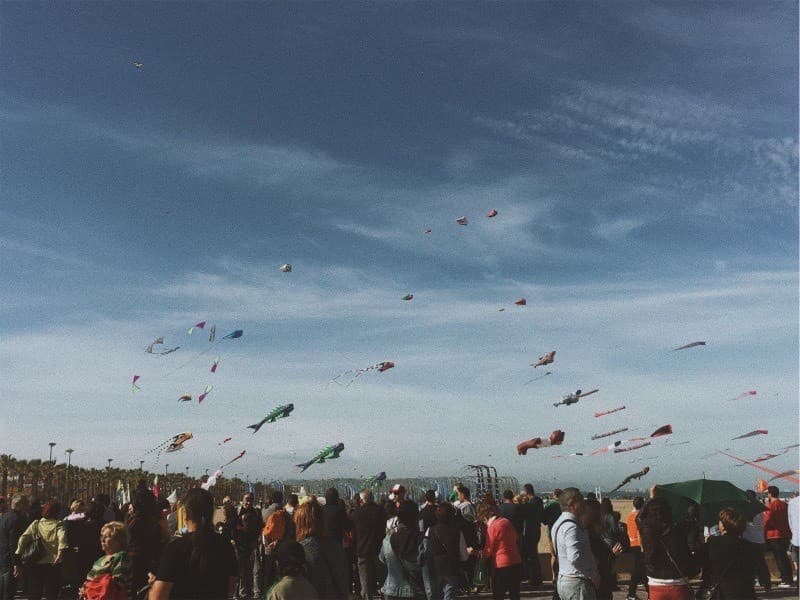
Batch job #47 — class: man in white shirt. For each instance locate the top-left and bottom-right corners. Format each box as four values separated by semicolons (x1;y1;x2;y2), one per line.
552;488;599;600
789;494;799;580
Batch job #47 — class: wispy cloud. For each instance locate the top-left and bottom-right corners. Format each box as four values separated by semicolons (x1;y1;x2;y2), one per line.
0;235;90;267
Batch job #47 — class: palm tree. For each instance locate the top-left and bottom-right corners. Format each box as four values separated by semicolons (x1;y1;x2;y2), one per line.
0;454;12;498
28;459;43;499
14;459;28;493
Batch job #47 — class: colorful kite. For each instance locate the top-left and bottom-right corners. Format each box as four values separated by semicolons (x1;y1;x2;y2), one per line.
554;388;599;407
455;216;468;225
514;298;527;306
595;406;626;418
755;478;769;493
718;451;800;484
280;264;292;272
732;429;768;440
132;375;141;393
178;394;192;402
198;385;213;403
672;341;706;351
141;432;193;463
532;351;556;368
332;361;395;386
402;294;414;301
210;357;220;373
517;430;565;455
524;371;552;385
608;467;650;494
730;391;757;401
221;450;246;469
247;404;294;433
187;321;206;335
145;337;180;355
487;209;498;218
296;443;345;472
592;427;628;440
363;471;387;488
209;325;216;343
221;329;243;340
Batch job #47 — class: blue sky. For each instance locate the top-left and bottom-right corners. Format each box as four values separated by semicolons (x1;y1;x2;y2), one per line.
1;2;797;491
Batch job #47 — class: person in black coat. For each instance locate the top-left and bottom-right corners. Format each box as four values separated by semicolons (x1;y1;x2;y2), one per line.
429;503;465;600
700;508;757;599
352;489;386;600
323;488;351;546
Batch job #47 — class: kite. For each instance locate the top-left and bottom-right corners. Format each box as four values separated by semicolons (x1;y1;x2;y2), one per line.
201;470;222;491
145;337;180;355
517;430;565;455
514;298;527;306
755;479;768;493
608;467;650;494
486;209;498;218
595;406;626;418
672;341;706;351
221;329;243;340
553;388;599;408
532;351;556;368
247;403;294;433
730;391;757;401
401;294;414;301
553;452;584;458
718;451;800;484
280;264;292;272
650;424;673;438
423;228;431;234
218;437;232;446
296;443;345;472
732;429;768;440
141;432;193;463
592;427;629;440
187;321;206;335
498;308;505;312
210;357;220;373
455;216;468;225
132;375;141;393
178;394;192;402
331;361;395;386
751;454;779;464
198;385;213;403
781;443;800;453
133;62;143;69
613;441;651;453
363;471;387;488
220;450;246;469
524;371;552;385
208;325;216;343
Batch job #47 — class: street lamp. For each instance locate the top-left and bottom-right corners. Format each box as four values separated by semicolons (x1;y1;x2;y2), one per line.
165;464;169;476
65;449;73;468
48;442;56;464
139;460;144;471
107;458;113;469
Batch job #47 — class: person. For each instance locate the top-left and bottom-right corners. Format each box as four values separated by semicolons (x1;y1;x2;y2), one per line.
551;488;598;600
582;498;622;600
520;483;543;587
385;501;399;534
265;540;320;600
542;488;563;596
150;487;238;599
419;490;438;533
638;497;698;600
15;498;67;600
473;502;522;600
236;492;264;599
625;497;647;600
352;488;386;600
263;491;284;524
323;488;350;546
454;486;476;524
379;500;425;600
391;485;407;505
79;521;132;599
499;491;524;538
294;499;349;599
789;493;799;582
763;485;794;587
699;508;756;599
743;490;771;592
429;503;467;600
61;500;103;599
126;488;163;593
285;494;299;517
0;493;28;600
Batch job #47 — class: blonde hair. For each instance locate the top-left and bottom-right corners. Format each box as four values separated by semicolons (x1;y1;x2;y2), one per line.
101;521;130;549
70;500;85;513
513;494;526;505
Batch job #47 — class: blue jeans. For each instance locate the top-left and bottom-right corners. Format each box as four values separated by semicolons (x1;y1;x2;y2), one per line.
557;576;597;600
441;575;462;600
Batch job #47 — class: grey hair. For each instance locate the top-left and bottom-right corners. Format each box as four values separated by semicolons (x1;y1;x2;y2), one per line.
559;487;583;511
10;494;28;510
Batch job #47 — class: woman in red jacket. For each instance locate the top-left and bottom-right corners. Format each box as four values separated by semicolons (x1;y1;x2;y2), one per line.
470;503;522;600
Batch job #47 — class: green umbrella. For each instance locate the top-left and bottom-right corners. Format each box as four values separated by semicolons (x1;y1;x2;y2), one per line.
653;479;765;527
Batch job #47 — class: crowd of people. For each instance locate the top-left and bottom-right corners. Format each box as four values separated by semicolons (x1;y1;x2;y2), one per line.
0;480;797;600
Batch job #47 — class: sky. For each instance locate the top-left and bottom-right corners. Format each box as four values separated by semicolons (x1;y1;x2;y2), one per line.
1;2;798;491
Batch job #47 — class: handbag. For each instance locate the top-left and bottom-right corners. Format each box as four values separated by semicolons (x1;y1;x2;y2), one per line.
472;556;489;587
19;520;46;566
698;555;736;600
83;573;128;600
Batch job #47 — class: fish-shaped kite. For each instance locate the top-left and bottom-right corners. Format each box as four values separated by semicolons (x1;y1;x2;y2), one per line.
132;375;141;393
247;404;294;433
554;388;599;408
221;450;246;469
331;361;395;386
730;390;757;401
210;357;220;373
198;385;213;403
592;427;629;440
514;298;527;306
594;406;626;418
280;264;292;272
166;432;193;453
296;443;345;472
363;471;387;488
187;321;206;335
145;337;180;355
455;216;468;225
486;209;498;218
517;430;565;455
608;467;650;494
732;429;768;440
532;351;556;368
672;341;706;351
402;294;414;301
221;329;243;340
178;394;192;402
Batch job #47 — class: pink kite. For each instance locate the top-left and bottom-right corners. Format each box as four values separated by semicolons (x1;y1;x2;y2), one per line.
187;321;206;335
730;390;757;401
132;375;141;393
487;209;498;218
210;357;220;373
517;430;565;455
751;453;779;464
731;429;768;440
220;450;246;469
595;406;626;418
514;298;527;306
532;350;556;368
198;385;213;403
719;451;800;484
672;341;706;351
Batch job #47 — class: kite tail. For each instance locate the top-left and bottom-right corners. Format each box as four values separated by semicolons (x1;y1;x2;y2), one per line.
296;460;313;472
247;423;262;433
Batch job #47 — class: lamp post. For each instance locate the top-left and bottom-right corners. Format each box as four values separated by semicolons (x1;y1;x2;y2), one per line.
139;460;144;471
185;466;189;477
165;464;169;476
65;449;73;468
48;442;56;464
